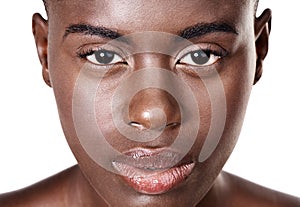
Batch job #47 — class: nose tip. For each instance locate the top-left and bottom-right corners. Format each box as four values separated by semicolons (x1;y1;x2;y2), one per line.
128;89;181;131
129;108;167;130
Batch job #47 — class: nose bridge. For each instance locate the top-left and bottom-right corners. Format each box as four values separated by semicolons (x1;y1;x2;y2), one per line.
132;53;171;71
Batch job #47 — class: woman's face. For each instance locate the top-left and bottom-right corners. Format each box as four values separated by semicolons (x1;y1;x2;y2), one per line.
41;0;261;206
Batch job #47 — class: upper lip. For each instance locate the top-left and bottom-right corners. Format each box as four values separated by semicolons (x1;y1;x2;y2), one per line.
112;147;189;172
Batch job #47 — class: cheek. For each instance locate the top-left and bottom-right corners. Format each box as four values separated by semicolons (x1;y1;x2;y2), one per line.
223;46;255;122
216;45;256;156
191;44;256;167
47;43;83;152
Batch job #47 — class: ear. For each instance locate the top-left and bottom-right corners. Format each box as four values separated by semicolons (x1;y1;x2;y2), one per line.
32;13;51;87
253;9;272;85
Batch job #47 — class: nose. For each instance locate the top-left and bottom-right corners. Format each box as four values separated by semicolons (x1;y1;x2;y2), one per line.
125;53;181;134
128;88;181;131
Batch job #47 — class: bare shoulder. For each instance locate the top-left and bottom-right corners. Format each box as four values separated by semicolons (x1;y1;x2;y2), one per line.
0;166;78;207
222;171;300;207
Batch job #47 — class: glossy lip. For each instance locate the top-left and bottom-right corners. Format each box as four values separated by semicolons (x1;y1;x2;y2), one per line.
112;148;195;195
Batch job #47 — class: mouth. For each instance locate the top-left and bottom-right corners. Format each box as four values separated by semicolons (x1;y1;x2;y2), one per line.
112;148;195;195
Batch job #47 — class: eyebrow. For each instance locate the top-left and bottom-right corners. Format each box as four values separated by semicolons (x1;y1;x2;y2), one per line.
179;22;238;39
63;22;238;41
64;24;122;39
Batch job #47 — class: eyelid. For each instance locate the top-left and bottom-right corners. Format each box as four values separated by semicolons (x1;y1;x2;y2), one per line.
175;43;227;62
174;43;228;77
89;50;123;65
76;43;127;60
179;51;221;67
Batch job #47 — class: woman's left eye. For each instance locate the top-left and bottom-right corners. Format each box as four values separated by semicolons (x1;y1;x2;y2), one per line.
86;49;123;65
178;50;221;66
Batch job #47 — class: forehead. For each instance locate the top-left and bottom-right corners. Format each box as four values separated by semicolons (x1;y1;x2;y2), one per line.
49;0;253;35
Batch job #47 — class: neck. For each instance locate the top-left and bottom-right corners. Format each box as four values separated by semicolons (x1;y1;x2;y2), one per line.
68;165;109;207
196;172;230;207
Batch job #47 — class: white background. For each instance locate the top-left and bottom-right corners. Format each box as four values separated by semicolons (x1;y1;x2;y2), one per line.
0;0;299;197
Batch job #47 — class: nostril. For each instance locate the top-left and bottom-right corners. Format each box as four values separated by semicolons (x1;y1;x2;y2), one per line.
128;121;147;130
166;122;181;128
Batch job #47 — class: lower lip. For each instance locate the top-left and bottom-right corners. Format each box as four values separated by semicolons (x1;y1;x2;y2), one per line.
114;162;195;195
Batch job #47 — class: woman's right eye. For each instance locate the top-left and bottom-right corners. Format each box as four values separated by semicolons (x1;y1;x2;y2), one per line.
85;49;124;65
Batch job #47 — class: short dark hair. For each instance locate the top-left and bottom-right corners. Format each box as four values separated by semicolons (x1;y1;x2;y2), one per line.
42;0;260;17
42;0;48;14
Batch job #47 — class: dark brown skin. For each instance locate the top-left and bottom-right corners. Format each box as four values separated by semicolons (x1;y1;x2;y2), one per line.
0;0;299;206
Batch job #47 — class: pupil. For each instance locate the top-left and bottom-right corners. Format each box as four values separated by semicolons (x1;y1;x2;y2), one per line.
191;50;209;64
95;50;114;64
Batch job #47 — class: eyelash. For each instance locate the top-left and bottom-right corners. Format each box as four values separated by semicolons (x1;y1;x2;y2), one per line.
77;48;95;59
178;45;227;61
77;46;227;66
77;48;124;60
203;49;226;58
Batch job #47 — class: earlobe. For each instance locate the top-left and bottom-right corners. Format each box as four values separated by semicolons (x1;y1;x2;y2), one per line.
253;9;272;85
32;13;51;87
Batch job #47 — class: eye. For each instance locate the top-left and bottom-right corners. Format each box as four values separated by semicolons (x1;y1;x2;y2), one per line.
179;50;221;66
86;49;123;65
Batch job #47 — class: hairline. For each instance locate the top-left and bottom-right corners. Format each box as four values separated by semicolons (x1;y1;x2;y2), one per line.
42;0;260;17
